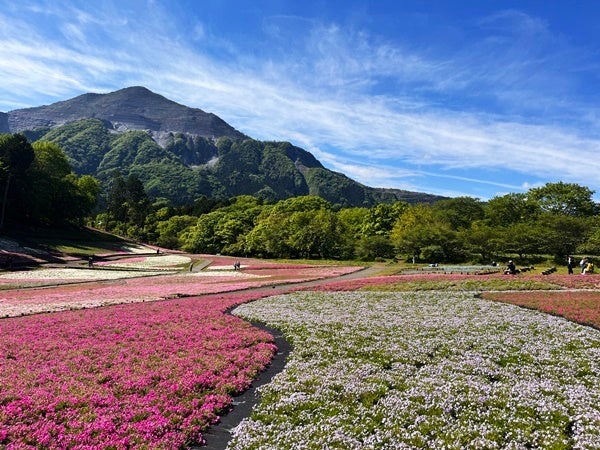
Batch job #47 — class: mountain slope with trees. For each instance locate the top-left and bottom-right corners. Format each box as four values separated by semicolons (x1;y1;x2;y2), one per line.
2;87;444;207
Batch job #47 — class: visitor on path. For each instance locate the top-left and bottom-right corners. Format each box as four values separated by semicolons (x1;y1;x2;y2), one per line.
567;256;574;275
504;260;517;275
88;256;94;267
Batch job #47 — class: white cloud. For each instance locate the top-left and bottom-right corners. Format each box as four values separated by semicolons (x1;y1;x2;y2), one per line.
1;2;599;199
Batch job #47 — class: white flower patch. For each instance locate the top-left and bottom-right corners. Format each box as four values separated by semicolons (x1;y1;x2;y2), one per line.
230;291;600;449
107;254;190;269
119;243;156;254
205;265;246;271
0;268;157;280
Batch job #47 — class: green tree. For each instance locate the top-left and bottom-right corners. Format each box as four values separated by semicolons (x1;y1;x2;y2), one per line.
395;224;462;263
0;133;35;228
360;201;408;237
24;141;98;225
106;172;129;222
156;216;198;249
485;193;539;226
124;174;151;227
241;196;340;258
355;235;395;260
536;213;589;259
502;221;544;259
528;182;596;217
391;204;463;262
181;210;226;254
285;209;342;258
578;223;600;256
459;221;502;262
432;196;485;230
181;196;264;254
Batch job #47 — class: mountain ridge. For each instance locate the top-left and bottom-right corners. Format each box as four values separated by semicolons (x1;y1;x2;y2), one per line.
2;87;445;207
3;86;248;141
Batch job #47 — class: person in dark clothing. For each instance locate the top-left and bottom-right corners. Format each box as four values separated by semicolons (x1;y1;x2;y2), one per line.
567;256;574;275
504;260;517;275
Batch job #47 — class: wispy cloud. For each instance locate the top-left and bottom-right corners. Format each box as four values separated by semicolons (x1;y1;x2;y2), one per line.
1;1;599;199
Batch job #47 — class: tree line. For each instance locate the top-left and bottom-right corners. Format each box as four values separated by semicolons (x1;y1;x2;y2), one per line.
98;178;599;265
2;133;599;264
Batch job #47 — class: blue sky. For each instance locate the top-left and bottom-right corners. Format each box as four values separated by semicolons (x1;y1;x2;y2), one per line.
1;0;600;201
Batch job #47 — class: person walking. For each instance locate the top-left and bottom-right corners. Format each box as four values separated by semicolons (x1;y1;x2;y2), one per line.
567;256;574;275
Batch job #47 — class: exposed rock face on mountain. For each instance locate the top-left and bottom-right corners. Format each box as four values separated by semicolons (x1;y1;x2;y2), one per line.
3;86;247;141
1;87;445;206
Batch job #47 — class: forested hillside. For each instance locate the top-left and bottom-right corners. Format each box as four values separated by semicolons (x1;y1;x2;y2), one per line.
5;87;444;207
22;119;440;207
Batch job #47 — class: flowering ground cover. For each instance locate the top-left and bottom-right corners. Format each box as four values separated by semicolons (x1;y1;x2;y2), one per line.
0;261;360;317
0;291;278;449
482;290;600;330
299;272;559;292
95;254;191;269
230;291;600;449
0;267;164;289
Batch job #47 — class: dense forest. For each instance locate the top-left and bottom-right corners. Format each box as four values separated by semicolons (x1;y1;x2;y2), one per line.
2;132;599;264
19;119;442;208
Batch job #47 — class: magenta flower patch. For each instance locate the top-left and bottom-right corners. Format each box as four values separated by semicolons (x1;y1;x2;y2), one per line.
0;292;276;448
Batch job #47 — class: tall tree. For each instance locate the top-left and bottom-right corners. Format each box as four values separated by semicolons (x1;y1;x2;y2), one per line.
527;182;596;217
433;196;485;230
25;141;99;225
106;172;129;222
360;201;408;237
124;174;151;227
0;134;34;228
485;193;539;226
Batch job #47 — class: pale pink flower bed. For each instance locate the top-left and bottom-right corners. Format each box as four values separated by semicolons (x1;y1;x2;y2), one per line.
0;265;361;317
299;272;600;291
0;291;276;448
96;256;147;265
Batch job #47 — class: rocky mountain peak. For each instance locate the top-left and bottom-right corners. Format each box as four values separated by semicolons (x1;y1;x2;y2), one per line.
2;86;247;140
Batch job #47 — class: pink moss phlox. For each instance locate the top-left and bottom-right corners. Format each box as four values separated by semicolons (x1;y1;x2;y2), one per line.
482;289;600;329
0;291;277;448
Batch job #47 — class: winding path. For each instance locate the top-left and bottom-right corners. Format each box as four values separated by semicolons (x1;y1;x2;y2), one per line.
196;264;386;450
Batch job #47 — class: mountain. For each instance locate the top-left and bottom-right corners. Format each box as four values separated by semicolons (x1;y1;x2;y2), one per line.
2;86;246;142
2;87;445;207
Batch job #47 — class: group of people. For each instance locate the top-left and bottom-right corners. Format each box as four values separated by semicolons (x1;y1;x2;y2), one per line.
233;261;241;270
570;256;594;274
504;257;595;275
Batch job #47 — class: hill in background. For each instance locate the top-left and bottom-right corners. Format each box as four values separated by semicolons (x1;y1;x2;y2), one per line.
2;87;444;207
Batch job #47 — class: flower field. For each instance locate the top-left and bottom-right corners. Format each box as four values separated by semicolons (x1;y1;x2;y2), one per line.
0;258;360;317
0;255;362;448
0;291;278;448
3;255;600;449
482;289;600;330
301;272;600;292
231;291;600;449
